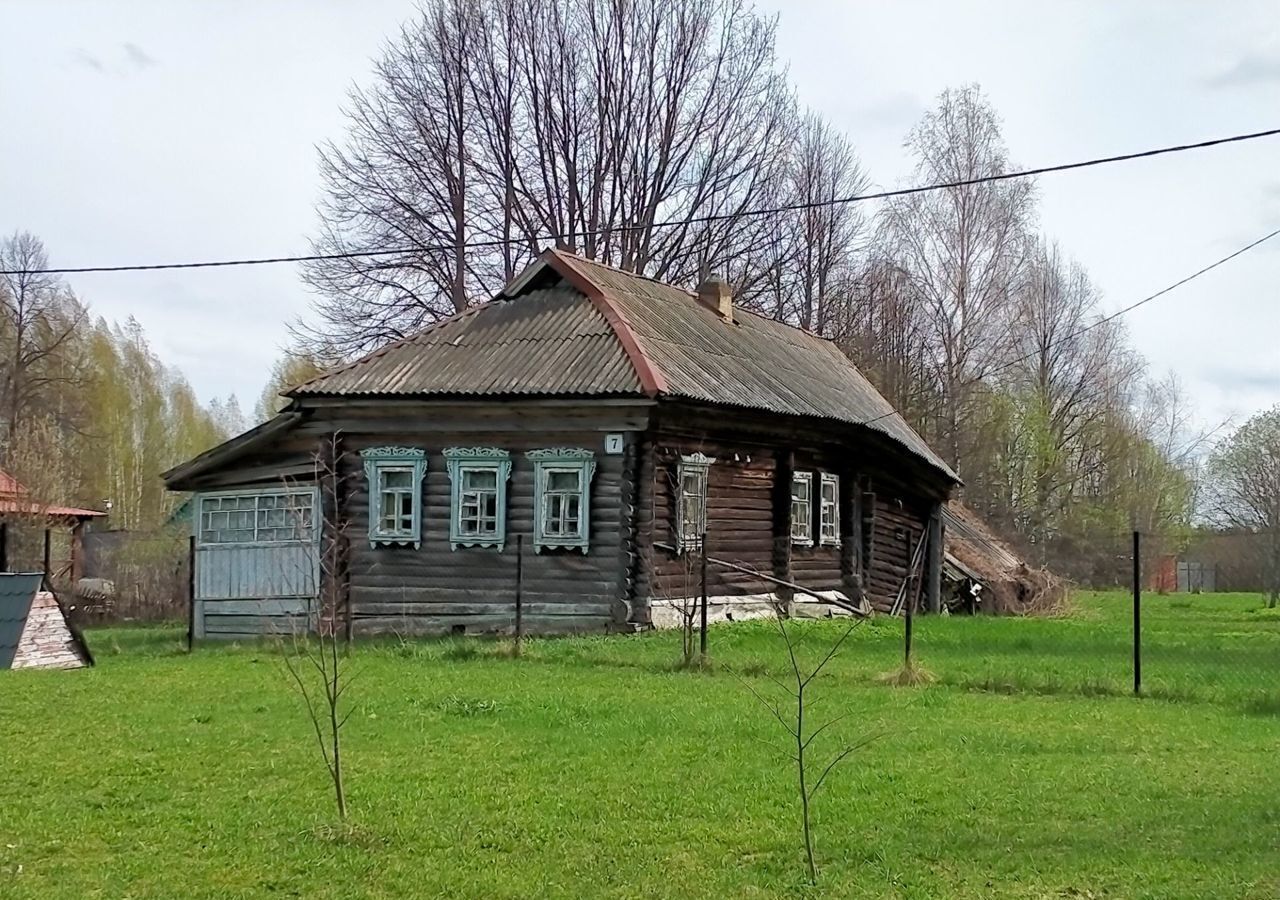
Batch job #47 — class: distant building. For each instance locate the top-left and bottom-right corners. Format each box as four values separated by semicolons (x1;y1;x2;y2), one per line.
0;469;107;582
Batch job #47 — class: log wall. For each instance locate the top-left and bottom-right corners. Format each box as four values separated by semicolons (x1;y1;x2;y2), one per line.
324;403;646;636
638;405;947;619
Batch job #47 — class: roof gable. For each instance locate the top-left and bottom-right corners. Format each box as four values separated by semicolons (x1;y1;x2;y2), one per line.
292;281;642;398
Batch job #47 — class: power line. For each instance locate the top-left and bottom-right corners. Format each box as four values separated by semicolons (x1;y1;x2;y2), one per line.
5;126;1279;276
857;225;1280;432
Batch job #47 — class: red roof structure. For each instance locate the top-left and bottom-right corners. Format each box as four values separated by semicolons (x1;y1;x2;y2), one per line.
0;470;106;520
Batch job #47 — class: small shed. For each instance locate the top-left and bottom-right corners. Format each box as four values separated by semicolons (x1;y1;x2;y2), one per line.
0;572;93;670
942;503;1065;614
0;469;107;581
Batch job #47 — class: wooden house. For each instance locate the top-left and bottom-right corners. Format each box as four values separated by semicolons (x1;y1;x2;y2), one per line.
163;250;958;640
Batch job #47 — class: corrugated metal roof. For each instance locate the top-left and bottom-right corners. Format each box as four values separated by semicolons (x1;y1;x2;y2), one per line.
555;254;956;480
292;250;955;481
294;286;642;397
0;573;43;669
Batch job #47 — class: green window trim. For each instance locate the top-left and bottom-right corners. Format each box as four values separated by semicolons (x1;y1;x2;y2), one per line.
444;447;512;551
527;449;597;554
361;447;426;548
676;452;714;553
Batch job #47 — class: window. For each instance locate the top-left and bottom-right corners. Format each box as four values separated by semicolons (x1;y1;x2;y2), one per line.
791;472;813;545
361;447;426;548
198;490;315;545
676;452;714;552
820;473;840;546
444;448;511;550
527;449;597;553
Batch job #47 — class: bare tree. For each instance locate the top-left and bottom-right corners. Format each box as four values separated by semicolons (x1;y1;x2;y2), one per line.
999;241;1141;544
0;232;88;450
300;0;796;355
280;434;354;819
880;85;1035;474
1206;406;1280;606
302;2;480;355
833;254;939;431
734;612;877;885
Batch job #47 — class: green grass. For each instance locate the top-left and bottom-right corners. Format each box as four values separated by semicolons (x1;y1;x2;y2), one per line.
1;592;1277;898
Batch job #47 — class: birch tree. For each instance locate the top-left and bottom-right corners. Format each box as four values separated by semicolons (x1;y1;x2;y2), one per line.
881;85;1035;474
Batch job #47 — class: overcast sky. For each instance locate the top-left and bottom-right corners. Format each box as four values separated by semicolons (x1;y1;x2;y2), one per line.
4;1;1278;429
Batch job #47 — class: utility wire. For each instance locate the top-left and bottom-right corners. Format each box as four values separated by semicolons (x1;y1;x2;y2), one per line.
857;225;1280;433
5;126;1279;276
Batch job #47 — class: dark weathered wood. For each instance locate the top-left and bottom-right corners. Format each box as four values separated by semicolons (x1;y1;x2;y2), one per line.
514;533;524;653
925;503;943;614
772;448;794;608
170;379;953;638
840;468;858;594
351;613;610;637
861;488;877;596
341;414;634;634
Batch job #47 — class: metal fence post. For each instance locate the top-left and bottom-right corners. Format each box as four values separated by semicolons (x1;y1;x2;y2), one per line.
699;531;709;660
514;533;525;657
904;582;914;668
187;535;196;651
1133;530;1142;696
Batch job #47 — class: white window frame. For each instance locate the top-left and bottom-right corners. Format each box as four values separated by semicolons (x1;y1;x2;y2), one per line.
819;473;840;546
791;471;814;546
444;447;512;551
527;449;597;554
361;447;427;548
675;452;714;553
196;487;318;548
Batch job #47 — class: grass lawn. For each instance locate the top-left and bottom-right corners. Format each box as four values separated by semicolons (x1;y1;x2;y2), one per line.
1;591;1277;898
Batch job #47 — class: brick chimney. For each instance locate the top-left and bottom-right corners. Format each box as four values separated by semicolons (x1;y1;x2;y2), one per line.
696;274;733;323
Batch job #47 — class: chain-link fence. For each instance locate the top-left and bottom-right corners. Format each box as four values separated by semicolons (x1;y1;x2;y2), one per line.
79;528;190;623
687;526;1280;711
903;528;1280;709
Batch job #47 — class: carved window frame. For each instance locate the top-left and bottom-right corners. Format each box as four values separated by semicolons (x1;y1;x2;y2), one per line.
676;452;714;553
443;447;512;551
527;449;597;554
819;473;840;546
361;447;426;548
791;471;814;546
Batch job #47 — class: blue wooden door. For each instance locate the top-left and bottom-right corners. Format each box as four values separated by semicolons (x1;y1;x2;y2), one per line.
193;487;320;639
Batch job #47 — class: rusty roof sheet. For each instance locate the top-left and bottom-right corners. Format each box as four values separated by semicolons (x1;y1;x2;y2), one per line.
293;250;955;481
293;285;642;397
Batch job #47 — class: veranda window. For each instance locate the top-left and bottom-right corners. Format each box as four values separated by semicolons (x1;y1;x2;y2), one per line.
198;490;315;545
